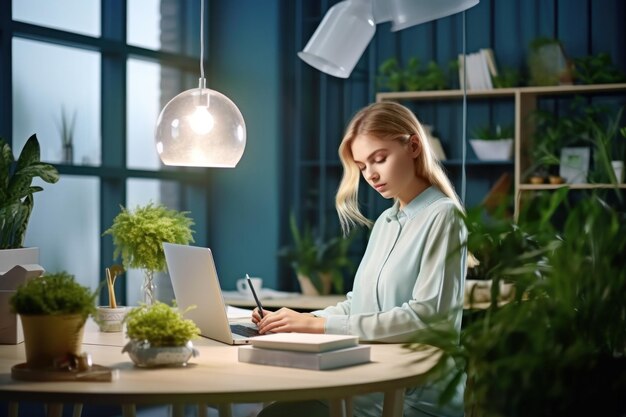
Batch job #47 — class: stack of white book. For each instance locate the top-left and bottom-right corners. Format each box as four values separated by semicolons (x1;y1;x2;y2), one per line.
458;48;498;90
238;333;370;370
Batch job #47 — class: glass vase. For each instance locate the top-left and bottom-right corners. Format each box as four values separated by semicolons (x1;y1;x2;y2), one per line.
142;270;157;305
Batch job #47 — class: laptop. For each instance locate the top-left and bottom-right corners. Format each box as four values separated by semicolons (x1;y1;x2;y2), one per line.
163;242;261;345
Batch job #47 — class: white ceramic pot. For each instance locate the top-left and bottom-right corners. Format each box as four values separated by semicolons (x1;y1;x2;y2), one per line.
96;306;127;332
469;139;513;161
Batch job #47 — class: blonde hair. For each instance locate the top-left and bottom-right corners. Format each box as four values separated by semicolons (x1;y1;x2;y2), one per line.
335;101;464;235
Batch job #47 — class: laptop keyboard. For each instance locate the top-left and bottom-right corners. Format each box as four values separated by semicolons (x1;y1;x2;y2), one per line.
230;324;260;338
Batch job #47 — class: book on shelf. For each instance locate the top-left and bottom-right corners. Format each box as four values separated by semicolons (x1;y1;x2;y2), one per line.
458;48;498;90
249;333;358;353
238;344;371;370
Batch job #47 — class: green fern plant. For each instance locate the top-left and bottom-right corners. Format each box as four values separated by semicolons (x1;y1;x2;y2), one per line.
0;134;60;249
103;202;195;276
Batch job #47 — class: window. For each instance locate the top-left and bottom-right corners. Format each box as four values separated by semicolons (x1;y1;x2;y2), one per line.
3;1;210;305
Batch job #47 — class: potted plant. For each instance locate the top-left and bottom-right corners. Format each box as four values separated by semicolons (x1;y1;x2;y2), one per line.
469;124;514;161
0;134;59;270
9;271;97;369
122;301;200;367
279;214;355;296
103;202;194;305
407;190;626;416
95;264;127;332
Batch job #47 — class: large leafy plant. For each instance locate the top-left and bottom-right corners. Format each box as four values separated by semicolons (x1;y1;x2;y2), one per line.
0;134;59;249
279;213;355;294
407;190;626;416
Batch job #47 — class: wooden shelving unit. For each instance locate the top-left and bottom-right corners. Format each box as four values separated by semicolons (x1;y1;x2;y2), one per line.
377;83;626;217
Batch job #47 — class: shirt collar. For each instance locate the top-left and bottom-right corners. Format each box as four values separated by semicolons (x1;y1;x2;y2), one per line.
386;186;444;222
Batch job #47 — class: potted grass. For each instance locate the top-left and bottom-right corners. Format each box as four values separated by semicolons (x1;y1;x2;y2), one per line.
103;202;194;305
469;124;514;161
9;271;97;369
0;134;59;271
407;189;626;417
122;301;200;367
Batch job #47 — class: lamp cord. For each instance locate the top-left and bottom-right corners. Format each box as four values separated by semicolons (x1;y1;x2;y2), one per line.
461;10;467;205
199;0;205;87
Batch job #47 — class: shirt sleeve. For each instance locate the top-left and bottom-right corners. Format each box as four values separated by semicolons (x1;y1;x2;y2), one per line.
321;207;466;342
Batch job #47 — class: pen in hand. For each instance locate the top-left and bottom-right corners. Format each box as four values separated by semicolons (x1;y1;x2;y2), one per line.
246;273;264;318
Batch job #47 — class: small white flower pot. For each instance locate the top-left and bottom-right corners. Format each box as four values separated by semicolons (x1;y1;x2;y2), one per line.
95;306;128;332
469;139;514;161
612;160;624;183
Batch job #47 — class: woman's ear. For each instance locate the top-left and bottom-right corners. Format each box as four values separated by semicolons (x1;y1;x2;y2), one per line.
409;134;421;158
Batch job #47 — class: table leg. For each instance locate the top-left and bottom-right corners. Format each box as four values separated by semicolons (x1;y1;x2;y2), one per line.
217;403;233;417
382;389;405;417
197;403;208;417
121;404;137;417
329;398;349;417
72;404;83;417
46;403;63;417
8;402;18;417
171;404;185;417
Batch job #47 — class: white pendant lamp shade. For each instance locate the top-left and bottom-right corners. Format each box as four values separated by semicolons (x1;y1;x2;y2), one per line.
298;0;375;79
388;0;480;31
155;80;246;167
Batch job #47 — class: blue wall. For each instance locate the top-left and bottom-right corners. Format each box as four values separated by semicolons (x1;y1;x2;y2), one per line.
207;0;626;290
207;0;281;289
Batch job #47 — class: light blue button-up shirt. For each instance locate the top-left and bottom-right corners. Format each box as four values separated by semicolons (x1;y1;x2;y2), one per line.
313;187;467;417
313;186;467;342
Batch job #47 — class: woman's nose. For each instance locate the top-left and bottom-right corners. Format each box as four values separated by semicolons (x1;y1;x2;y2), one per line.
367;168;379;181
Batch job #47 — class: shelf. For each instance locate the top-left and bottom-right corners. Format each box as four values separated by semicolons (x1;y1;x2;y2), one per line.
519;183;626;191
442;159;513;167
376;83;626;101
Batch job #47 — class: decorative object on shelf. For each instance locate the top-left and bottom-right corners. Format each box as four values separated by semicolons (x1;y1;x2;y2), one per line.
122;302;200;368
572;52;626;85
0;134;59;251
155;0;246;167
548;175;565;185
9;272;98;369
612;160;624;183
96;264;126;332
57;106;76;164
527;37;573;86
403;57;449;91
103;203;194;305
559;147;590;183
422;125;447;160
279;214;355;296
469;124;514;161
406;190;626;416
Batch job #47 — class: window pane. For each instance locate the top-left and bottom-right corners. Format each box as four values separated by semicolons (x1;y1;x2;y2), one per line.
127;0;197;56
12;0;100;37
127;59;191;170
12;38;101;166
24;176;100;291
125;178;184;305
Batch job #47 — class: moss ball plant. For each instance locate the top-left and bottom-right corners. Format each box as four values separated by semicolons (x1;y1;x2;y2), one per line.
10;271;97;319
124;302;200;347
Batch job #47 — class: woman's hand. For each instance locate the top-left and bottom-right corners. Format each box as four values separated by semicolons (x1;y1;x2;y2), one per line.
252;307;325;334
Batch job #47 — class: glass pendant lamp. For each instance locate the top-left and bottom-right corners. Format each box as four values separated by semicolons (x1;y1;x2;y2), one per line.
155;0;246;167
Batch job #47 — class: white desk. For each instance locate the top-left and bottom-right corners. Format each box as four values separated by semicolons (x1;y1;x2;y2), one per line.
0;322;440;417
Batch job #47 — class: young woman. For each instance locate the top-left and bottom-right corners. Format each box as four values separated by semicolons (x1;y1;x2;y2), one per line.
254;102;468;417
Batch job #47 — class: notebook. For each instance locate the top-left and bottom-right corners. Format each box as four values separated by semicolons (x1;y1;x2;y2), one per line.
163;242;261;345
